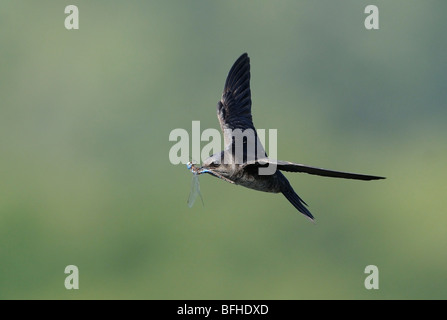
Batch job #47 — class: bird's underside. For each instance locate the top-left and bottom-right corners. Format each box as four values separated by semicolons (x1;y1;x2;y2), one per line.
195;53;385;221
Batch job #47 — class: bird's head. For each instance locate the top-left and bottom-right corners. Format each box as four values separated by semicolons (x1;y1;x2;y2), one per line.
199;153;235;184
201;153;225;174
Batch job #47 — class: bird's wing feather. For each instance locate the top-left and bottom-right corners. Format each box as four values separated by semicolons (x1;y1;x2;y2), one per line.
217;53;256;148
244;159;386;181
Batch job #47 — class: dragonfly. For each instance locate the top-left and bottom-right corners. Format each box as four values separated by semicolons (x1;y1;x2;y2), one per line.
186;162;204;208
186;161;235;208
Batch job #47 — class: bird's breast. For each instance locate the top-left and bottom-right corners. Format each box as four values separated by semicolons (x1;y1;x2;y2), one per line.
232;170;281;193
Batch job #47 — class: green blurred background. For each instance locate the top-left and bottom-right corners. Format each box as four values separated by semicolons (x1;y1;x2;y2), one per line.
1;1;446;299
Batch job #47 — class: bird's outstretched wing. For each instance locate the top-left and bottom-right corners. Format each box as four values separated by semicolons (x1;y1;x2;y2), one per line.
217;53;267;164
217;53;256;148
244;159;385;181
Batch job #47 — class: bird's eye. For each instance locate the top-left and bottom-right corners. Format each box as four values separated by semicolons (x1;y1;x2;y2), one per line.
209;161;218;167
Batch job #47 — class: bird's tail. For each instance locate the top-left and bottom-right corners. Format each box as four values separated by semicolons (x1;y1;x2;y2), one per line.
278;172;315;222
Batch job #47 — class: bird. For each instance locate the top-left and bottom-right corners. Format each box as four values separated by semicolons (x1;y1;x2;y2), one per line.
190;53;385;221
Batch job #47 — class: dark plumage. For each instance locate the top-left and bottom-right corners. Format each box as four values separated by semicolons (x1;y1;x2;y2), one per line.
197;53;385;221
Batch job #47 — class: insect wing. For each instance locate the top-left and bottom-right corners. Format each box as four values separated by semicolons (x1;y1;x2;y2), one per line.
187;173;204;208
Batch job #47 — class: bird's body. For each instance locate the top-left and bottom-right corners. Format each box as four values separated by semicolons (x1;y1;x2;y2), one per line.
226;164;283;193
189;53;385;221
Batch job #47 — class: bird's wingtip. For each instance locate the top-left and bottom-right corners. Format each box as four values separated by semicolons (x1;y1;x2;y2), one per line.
238;52;249;61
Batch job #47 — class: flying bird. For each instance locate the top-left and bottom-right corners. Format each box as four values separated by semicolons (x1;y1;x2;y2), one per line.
187;53;385;221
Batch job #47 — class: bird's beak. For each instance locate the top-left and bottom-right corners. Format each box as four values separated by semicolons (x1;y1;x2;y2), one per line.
201;168;235;184
198;167;210;174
